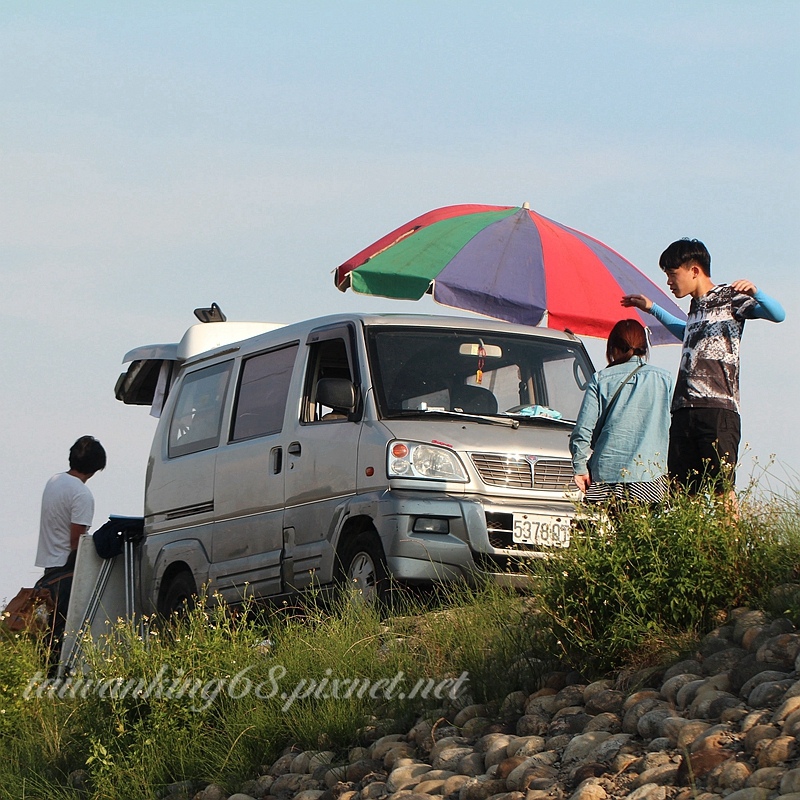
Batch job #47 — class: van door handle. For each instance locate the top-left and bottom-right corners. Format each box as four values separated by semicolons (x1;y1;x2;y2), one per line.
288;442;302;456
271;446;282;474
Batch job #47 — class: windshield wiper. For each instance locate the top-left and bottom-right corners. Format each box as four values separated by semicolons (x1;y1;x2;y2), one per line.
501;412;574;427
384;409;520;428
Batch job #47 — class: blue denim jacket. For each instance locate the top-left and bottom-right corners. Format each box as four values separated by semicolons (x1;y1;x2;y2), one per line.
570;357;673;483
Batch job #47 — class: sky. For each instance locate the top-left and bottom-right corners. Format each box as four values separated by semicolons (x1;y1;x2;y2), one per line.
1;2;797;604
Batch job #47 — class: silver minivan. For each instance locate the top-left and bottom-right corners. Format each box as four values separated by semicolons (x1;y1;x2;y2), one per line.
116;311;594;614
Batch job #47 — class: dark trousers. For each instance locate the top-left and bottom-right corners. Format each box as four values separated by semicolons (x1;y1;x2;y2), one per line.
35;550;77;664
668;407;741;492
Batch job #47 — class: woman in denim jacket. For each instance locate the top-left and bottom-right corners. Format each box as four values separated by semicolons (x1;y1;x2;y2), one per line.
570;319;673;504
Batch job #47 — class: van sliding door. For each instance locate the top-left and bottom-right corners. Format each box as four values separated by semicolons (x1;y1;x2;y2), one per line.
212;343;299;603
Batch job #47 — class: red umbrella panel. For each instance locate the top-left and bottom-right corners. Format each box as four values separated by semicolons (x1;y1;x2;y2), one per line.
335;204;686;345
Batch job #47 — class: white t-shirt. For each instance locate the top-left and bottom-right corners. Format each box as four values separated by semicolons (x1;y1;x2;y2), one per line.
35;472;95;568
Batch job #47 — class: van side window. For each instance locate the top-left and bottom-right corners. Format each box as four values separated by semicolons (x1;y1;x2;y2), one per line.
303;338;354;422
231;344;299;441
168;361;233;458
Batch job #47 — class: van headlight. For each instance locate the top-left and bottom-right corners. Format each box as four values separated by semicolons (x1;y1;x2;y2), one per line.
388;441;468;482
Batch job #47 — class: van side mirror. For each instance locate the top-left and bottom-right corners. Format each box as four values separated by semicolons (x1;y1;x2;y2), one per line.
316;378;356;413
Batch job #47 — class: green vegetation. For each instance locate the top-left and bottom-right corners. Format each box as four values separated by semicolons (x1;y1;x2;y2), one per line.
1;483;799;799
530;485;800;675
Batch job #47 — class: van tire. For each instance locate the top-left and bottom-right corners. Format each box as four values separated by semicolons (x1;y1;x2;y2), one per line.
336;531;388;605
159;570;197;619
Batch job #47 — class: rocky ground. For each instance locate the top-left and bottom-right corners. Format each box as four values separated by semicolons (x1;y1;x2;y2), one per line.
169;606;800;800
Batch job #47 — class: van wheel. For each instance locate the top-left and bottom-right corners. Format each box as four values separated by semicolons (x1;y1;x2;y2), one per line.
336;531;388;605
159;571;197;619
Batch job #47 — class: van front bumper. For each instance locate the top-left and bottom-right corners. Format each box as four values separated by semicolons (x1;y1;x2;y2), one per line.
372;489;576;585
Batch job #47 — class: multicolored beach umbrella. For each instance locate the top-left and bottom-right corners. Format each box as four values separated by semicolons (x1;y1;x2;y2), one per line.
335;203;686;345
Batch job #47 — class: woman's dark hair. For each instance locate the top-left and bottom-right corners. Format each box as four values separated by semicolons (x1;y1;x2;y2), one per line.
659;238;711;276
69;436;107;474
606;319;648;366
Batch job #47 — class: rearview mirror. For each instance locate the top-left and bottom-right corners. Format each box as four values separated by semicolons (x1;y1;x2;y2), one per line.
459;343;502;358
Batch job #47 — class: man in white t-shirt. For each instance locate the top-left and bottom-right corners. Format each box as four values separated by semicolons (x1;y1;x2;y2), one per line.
35;436;106;663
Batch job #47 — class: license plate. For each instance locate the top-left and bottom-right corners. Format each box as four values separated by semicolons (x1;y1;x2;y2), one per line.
512;514;571;547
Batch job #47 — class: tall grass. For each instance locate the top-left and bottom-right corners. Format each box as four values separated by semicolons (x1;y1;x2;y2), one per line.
1;485;798;799
529;484;800;675
0;586;534;799
387;582;558;704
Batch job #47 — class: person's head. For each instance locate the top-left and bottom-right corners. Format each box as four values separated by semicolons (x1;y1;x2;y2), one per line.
659;238;711;275
69;436;107;475
659;238;712;299
606;319;648;366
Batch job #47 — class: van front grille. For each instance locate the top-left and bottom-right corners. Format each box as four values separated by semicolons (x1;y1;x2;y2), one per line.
532;459;574;491
486;513;517;549
471;453;531;488
470;453;573;491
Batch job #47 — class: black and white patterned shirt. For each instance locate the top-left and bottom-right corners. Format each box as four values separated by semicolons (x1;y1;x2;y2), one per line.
672;284;758;413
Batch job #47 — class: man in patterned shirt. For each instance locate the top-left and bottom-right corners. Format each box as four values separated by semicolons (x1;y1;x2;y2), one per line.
622;238;785;492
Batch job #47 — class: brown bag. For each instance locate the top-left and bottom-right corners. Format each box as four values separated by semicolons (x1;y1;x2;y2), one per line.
2;587;54;633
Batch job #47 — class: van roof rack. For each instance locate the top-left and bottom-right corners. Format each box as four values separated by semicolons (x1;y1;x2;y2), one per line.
194;303;226;323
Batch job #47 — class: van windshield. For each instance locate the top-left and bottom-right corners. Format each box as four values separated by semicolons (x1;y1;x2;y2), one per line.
365;327;592;423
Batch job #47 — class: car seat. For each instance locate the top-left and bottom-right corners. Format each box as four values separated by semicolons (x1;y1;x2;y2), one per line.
450;385;498;415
